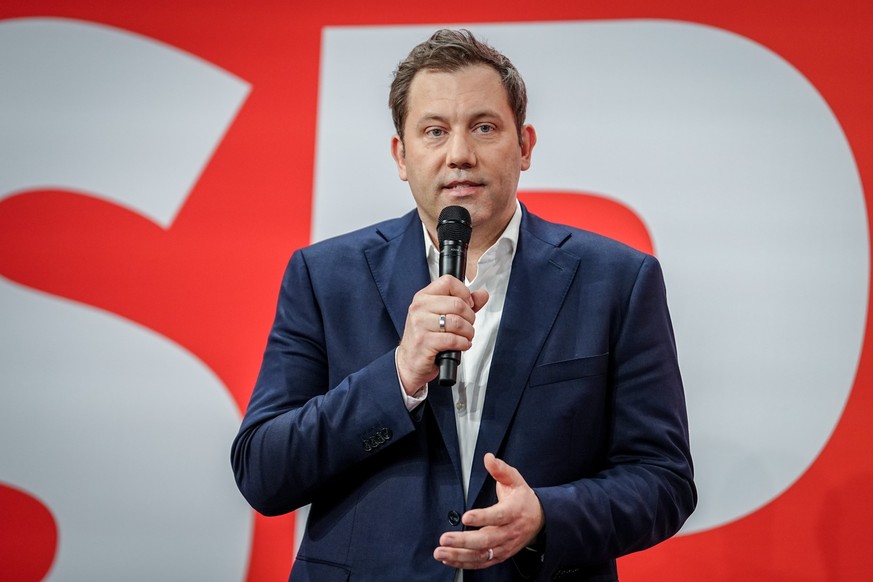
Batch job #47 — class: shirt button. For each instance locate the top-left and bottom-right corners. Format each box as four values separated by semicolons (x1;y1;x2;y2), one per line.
455;401;466;411
448;510;461;526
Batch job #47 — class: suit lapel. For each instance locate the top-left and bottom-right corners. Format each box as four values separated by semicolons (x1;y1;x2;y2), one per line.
363;212;430;338
363;211;465;486
467;212;580;506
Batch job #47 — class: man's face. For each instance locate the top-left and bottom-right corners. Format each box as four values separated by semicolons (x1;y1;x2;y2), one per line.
391;64;536;246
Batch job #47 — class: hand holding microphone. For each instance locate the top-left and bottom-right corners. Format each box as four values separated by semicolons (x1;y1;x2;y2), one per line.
395;206;488;393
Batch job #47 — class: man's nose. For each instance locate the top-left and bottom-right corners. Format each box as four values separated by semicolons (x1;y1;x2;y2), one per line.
446;133;476;169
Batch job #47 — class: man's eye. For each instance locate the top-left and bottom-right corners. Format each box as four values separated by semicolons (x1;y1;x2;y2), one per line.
476;124;495;134
426;128;445;137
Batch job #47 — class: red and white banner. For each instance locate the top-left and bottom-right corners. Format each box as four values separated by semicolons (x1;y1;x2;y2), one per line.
1;1;870;580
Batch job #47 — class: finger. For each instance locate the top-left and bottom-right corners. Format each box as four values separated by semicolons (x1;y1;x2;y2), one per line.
396;317;473;389
432;275;475;307
410;293;477;328
423;298;477;329
461;505;507;528
484;453;523;487
399;326;472;365
434;545;501;570
431;312;476;340
438;528;494;551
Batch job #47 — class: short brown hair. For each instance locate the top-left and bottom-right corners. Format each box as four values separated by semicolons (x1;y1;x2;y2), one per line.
388;29;528;142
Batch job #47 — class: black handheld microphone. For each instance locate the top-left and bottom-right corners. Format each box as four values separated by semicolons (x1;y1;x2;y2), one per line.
436;205;472;387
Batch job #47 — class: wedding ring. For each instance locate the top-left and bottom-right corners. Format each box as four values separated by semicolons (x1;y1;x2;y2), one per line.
486;548;494;561
439;314;447;332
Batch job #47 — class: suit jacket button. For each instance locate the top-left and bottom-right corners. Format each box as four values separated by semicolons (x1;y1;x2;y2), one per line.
448;510;461;526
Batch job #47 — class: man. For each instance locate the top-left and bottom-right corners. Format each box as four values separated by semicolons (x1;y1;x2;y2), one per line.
232;29;696;581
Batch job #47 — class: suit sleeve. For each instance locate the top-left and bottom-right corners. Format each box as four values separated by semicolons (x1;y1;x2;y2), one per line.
230;249;417;516
534;254;696;572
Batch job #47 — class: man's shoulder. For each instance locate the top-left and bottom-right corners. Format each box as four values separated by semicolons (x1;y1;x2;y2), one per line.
299;210;419;258
522;208;652;266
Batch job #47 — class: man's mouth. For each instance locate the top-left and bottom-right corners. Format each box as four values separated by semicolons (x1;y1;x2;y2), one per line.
443;181;483;192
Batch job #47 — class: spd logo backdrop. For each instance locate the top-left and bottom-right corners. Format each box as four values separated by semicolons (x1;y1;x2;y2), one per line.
1;1;870;580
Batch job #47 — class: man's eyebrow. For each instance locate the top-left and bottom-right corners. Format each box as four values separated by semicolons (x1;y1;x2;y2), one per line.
413;110;503;127
415;113;448;127
468;109;502;122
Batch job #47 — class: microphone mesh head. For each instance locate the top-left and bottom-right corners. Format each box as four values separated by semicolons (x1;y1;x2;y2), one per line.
437;206;472;244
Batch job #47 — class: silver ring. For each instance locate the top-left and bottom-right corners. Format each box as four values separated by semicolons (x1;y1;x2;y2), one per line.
486;548;493;561
439;314;447;333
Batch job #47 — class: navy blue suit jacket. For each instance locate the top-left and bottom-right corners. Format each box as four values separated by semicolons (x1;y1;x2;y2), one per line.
232;207;696;581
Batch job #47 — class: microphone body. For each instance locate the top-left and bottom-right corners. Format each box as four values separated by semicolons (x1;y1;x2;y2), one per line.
436;206;472;386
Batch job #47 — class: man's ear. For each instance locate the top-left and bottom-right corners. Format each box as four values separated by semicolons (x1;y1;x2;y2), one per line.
390;134;408;181
519;124;537;171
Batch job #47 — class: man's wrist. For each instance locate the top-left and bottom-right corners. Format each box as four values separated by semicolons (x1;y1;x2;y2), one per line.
513;527;545;579
524;526;546;553
395;349;428;410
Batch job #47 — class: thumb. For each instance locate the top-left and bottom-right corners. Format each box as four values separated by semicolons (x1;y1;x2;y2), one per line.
471;289;490;313
484;452;520;487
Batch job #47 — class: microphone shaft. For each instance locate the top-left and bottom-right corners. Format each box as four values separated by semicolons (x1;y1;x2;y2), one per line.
437;241;467;386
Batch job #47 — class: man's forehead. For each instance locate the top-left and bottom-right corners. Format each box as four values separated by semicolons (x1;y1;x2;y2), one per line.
409;63;500;85
406;64;510;112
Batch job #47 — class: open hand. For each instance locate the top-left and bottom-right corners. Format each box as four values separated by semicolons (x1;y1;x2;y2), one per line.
433;453;544;570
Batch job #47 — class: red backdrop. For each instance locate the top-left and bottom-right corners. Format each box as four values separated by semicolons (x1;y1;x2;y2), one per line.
1;1;870;580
